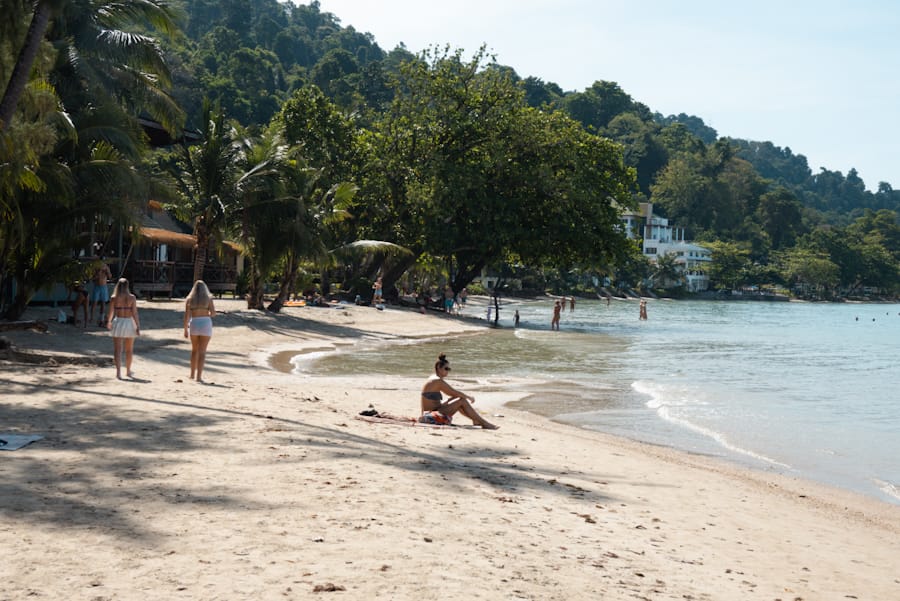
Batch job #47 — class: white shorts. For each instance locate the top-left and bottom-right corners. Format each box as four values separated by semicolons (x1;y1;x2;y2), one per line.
110;317;137;338
189;316;213;337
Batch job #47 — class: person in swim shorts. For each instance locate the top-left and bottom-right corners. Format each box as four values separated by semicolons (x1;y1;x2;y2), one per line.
106;278;140;379
183;280;216;382
90;256;112;326
372;276;383;304
419;353;497;429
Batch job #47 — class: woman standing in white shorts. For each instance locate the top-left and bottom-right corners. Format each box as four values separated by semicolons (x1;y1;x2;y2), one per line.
183;280;216;382
106;278;140;379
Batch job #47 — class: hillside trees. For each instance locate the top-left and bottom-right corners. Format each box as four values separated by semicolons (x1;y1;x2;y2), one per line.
603;112;668;195
757;187;804;251
794;211;900;295
562;80;645;132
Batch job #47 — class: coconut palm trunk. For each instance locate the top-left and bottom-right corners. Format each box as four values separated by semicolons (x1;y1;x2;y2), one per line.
193;220;209;283
0;0;55;130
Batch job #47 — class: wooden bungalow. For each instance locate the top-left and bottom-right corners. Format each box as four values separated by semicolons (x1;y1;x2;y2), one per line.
124;201;241;298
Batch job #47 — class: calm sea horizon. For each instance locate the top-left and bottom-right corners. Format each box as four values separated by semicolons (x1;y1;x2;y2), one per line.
292;297;900;506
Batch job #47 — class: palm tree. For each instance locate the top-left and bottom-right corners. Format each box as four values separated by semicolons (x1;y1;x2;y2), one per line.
230;122;317;310
1;0;182;317
1;0;182;131
651;253;683;289
230;122;409;312
1;115;150;319
167;101;242;283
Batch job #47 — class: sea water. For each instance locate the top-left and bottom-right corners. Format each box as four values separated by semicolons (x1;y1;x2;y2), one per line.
297;298;900;505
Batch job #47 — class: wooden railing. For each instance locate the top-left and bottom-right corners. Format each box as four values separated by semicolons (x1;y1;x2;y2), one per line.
129;260;175;297
127;260;238;298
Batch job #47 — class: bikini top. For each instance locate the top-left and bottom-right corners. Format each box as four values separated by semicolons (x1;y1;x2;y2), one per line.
421;391;442;401
113;303;133;316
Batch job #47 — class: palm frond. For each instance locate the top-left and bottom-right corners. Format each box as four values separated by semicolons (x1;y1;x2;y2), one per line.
329;239;412;258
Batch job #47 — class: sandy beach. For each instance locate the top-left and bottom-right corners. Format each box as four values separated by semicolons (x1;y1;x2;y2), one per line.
2;298;899;601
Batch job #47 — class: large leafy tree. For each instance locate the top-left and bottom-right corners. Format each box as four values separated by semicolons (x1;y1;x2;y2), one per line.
277;84;360;290
779;247;840;298
362;47;635;296
705;240;752;291
562;80;640;132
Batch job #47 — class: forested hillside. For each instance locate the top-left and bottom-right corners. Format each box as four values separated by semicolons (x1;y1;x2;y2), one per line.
161;0;898;295
1;0;897;320
167;1;899;221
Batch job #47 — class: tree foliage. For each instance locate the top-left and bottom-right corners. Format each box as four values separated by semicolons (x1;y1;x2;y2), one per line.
2;0;898;316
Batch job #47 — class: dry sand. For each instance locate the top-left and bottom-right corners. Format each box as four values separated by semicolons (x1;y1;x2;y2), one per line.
1;298;899;600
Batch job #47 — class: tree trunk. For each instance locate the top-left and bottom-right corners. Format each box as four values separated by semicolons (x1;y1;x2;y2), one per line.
491;279;503;327
319;267;332;297
380;254;418;300
0;1;52;130
1;263;31;321
245;261;265;310
267;254;299;313
193;224;208;284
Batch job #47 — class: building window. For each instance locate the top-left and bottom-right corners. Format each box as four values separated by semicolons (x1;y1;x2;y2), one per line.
645;247;657;255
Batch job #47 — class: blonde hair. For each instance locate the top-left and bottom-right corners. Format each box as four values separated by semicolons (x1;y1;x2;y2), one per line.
187;280;212;309
111;278;130;299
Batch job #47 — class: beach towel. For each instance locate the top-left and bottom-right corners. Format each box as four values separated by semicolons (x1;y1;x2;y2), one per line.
355;413;460;428
0;434;44;451
355;413;418;426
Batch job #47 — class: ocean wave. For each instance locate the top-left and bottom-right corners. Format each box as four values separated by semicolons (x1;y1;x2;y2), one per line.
874;479;900;503
633;380;791;469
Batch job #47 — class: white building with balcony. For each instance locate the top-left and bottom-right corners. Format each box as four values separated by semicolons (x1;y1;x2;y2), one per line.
620;203;711;292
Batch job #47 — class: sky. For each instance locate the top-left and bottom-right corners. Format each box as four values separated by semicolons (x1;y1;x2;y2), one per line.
316;0;900;191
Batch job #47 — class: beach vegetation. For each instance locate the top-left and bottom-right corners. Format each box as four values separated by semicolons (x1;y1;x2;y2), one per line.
0;0;183;319
1;0;898;316
162;99;242;285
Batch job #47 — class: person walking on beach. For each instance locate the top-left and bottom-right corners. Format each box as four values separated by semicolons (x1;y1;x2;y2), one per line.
444;285;455;314
106;278;140;379
551;300;561;330
420;353;498;429
90;256;112;326
372;276;383;305
514;309;520;327
71;282;88;328
184;280;216;382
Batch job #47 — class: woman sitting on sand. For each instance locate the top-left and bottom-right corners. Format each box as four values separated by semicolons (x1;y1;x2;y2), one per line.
420;353;498;429
183;280;216;382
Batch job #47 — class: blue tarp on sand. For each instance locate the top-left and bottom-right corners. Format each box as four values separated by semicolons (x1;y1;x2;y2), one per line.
0;434;43;451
